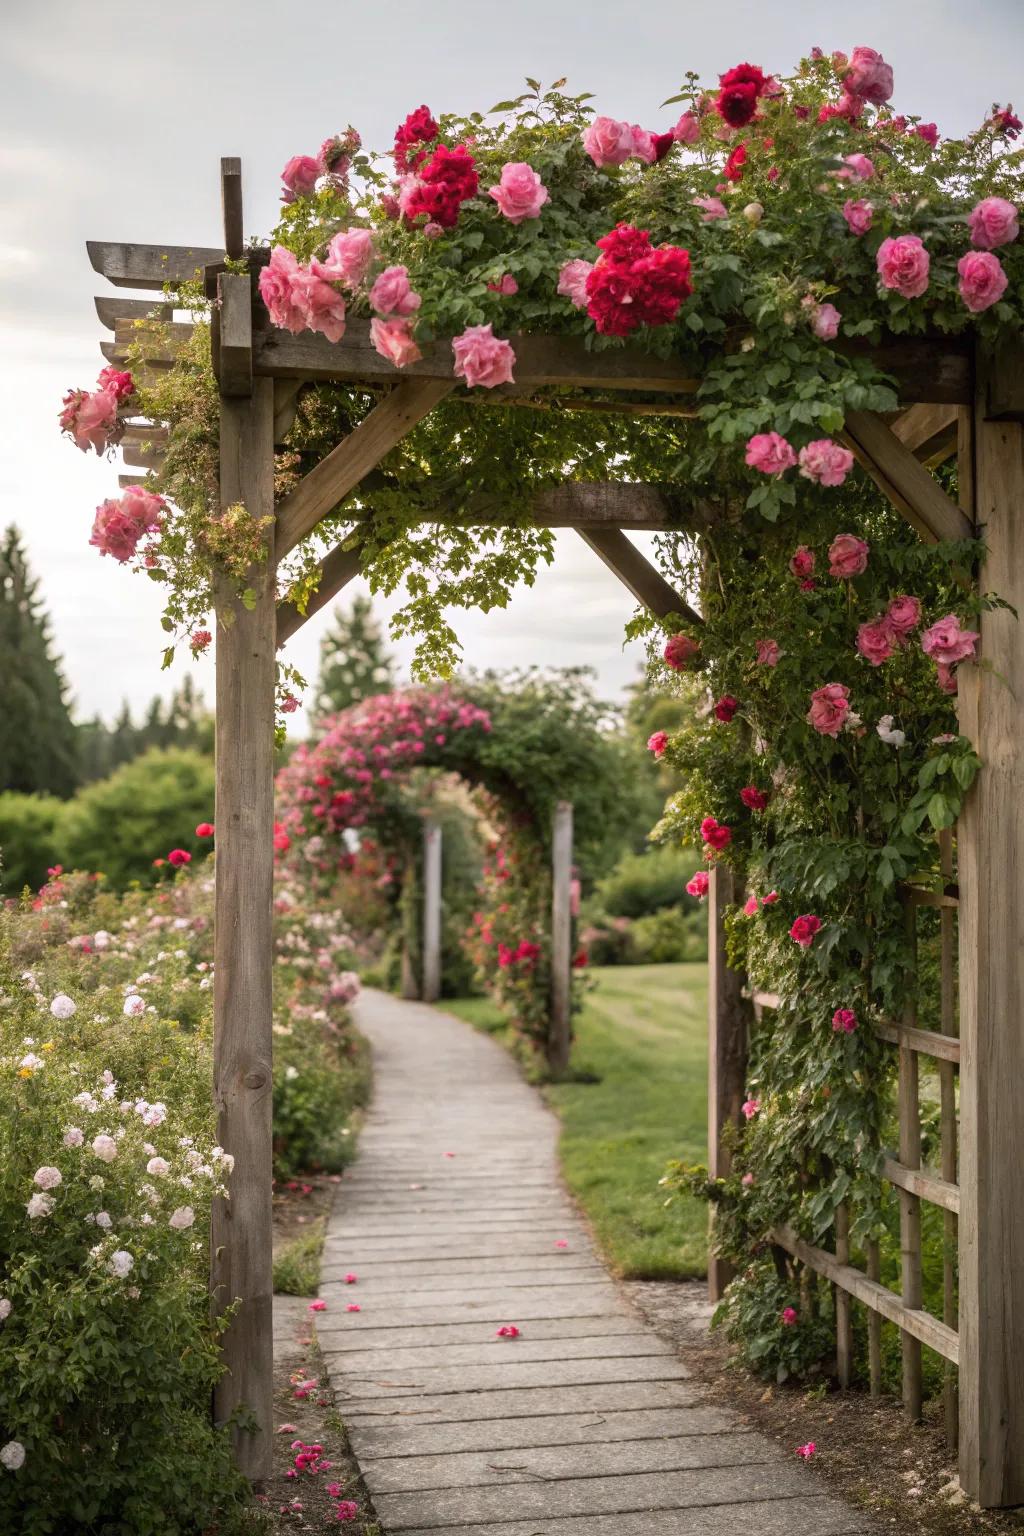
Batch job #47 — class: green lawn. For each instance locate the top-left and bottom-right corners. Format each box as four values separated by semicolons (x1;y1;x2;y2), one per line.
444;962;709;1280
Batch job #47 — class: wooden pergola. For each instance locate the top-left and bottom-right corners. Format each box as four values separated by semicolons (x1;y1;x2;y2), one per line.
91;159;1024;1507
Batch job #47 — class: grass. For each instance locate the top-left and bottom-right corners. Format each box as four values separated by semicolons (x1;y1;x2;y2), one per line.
273;1217;326;1296
444;962;709;1280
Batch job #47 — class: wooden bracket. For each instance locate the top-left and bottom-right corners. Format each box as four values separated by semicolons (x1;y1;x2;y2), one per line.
843;409;974;544
890;403;960;468
215;273;253;398
576;525;701;625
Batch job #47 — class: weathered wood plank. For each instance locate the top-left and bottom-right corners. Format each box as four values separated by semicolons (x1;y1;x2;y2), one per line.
898;901;923;1423
707;865;750;1302
209;345;276;1481
276;539;364;647
88;239;224;290
875;1019;961;1064
773;1225;958;1365
273;379;303;443
834;1202;852;1389
221;157;244;260
882;1155;960;1215
215;272;253;398
576;526;702;625
121;445;165;470
276;379;455;554
548;801;574;1075
113;319;195;360
957;343;1024;1507
95;295;174;331
890;402;959;466
844;410;973;544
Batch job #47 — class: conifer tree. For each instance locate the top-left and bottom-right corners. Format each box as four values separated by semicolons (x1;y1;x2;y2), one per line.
314;594;396;718
0;526;79;796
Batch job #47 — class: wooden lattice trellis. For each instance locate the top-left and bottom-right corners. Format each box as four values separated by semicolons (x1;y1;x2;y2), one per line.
89;158;1024;1506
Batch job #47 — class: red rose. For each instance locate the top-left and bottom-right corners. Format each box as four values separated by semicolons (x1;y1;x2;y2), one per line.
393;105;439;171
167;849;191;868
790;914;822;948
724;143;747;182
740;786;769;811
700;816;732;851
714;695;739;722
195;823;214;839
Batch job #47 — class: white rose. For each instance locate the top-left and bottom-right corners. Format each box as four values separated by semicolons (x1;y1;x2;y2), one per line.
91;1135;117;1163
50;994;76;1019
108;1250;134;1278
33;1167;62;1190
146;1157;170;1177
63;1127;85;1148
93;931;112;949
26;1193;55;1219
876;714;906;748
95;1211;112;1230
0;1441;25;1471
0;1299;11;1321
123;995;146;1018
169;1206;195;1231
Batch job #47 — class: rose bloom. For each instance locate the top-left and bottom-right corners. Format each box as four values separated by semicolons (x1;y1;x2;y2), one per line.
693;196;729;221
663;633;700;671
839;153;875;183
370;317;422;369
968;197;1019;250
92;1134;118;1163
0;1300;10;1321
755;638;781;667
581;116;634;168
700;816;732;851
96;366;135;401
556;258;594;309
63;1126;84;1148
647;730;669;758
790;913;822;948
781;1306;799;1326
489;161;549;223
743;895;759;915
312;227;375;288
369;265;421;317
857;616;896;666
62;387;119;454
451;324;516;388
887;594;922;637
258;245;309;333
958;251;1008;314
807;682;852;737
50;993;76;1019
123;994;145;1017
714;695;739;722
26;1192;55;1219
828;533;869;578
844;46;894;104
280;155;319;203
832;1007;858;1034
745;432;796;476
876;714;906;747
741;1097;760;1120
842;198;873;236
686;871;711;900
808;301;841;341
0;1442;25;1472
789;546;815;581
169;1205;196;1231
673;110;701;144
740;786;769;811
876;235;930;299
936;662;959;695
921;614;979;666
146;1156;170;1177
799;439;854;487
34;1166;62;1190
294;271;347;343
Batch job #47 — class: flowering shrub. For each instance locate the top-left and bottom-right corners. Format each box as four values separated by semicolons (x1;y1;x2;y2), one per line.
61;50;1022;686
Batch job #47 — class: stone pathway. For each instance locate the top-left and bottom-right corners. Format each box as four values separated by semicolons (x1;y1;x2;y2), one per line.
317;990;874;1535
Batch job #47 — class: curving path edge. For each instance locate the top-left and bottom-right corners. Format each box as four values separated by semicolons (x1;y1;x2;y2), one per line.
316;989;874;1536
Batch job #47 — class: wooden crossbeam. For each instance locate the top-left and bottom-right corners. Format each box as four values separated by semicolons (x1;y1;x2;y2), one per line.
221;157;244;261
276;379;455;555
891;403;960;468
277;540;365;647
576;526;701;626
273;380;303;443
95;296;174;331
121;445;164;470
89;240;224;291
113;319;194;357
844;410;973;544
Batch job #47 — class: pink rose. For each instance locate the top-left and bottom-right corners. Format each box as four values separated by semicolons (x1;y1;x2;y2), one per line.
628;126;657;164
807;682;852;736
856;615;896;667
916;122;939;147
755;638;781;667
957;251;1008;314
582;117;634;168
487;274;519;295
968;197;1019;250
839;153;875;183
280;155;320;203
312;228;376;289
844;47;894;105
740;786;769;811
557;259;594;308
743;895;759;916
61;387;118;454
936;662;959;695
90;499;142;562
842;198;873;236
120;485;165;533
921;614;979;666
789;546;815;580
664;633;700;671
799;439;854;487
369;264;421;317
295;272;346;342
832;1008;857;1033
369;317;422;369
781;1306;799;1326
886;594;922;637
259;245;309;333
673;112;701;144
686;870;710;900
489;161;549;224
741;1097;761;1120
693;196;729;221
828;533;869;578
701;816;732;851
876;235;930;299
790;914;822;948
807;300;841;340
745;432;797;476
451;323;516;388
96;367;134;401
647;730;669;758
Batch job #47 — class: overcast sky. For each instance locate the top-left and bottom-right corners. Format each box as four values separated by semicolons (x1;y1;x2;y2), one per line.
3;0;1020;732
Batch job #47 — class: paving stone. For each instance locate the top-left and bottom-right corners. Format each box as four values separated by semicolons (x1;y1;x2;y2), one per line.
316;1314;646;1353
325;1255;598;1281
325;1333;672;1373
321;1267;604;1294
334;1354;690;1399
393;1498;873;1536
336;1379;700;1423
321;1281;622;1313
319;1295;626;1328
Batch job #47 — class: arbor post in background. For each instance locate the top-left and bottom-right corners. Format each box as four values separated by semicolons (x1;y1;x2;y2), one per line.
707;862;750;1303
956;343;1024;1507
548;800;574;1075
422;819;442;1003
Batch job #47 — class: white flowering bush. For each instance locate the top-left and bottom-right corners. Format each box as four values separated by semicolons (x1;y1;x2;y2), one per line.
0;859;366;1529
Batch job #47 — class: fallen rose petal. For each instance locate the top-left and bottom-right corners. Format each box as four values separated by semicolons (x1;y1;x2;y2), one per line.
346;1303;361;1312
344;1272;358;1284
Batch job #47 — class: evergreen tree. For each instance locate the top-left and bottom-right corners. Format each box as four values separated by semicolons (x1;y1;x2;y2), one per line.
315;594;396;718
0;526;79;797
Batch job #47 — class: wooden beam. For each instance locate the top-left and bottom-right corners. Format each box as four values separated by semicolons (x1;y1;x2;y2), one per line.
576;526;701;625
210;287;276;1481
215;272;253;398
221;157;244;261
121;445;164;470
88;240;224;290
273;379;303;444
839;337;972;405
421;821;442;1005
276;379;454;554
957;343;1024;1508
95;295;173;331
707;863;750;1302
875;1019;961;1064
471;481;704;532
844;409;973;544
883;1155;960;1215
113;319;194;360
548;801;574;1076
118;474;148;489
890;403;959;467
984;340;1024;421
276;539;364;647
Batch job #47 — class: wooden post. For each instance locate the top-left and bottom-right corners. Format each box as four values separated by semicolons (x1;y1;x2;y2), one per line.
957;345;1024;1508
548;801;573;1075
399;857;420;1000
707;863;749;1302
834;1202;852;1389
422;820;442;1004
209;305;276;1475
